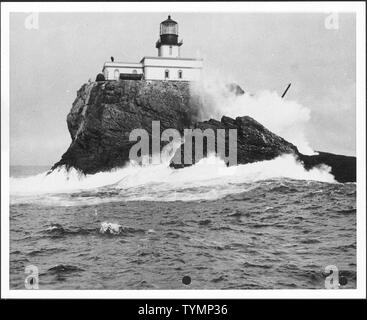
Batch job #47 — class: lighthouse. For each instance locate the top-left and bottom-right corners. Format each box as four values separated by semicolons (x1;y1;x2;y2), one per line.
102;15;203;81
156;15;183;58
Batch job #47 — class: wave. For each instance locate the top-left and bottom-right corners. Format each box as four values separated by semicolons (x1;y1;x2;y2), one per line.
99;222;144;236
43;223;95;237
10;154;335;205
46;264;85;275
39;222;145;237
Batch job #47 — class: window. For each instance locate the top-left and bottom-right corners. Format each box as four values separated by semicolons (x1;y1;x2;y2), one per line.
178;70;183;79
169;46;172;55
165;69;169;79
132;70;137;74
114;69;120;80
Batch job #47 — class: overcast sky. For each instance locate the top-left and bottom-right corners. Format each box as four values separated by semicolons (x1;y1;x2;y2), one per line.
9;12;355;165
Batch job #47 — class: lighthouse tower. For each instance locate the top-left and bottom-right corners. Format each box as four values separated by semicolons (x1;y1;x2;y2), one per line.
156;15;183;58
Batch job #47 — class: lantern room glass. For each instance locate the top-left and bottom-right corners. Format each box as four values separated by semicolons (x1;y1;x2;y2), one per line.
160;23;178;35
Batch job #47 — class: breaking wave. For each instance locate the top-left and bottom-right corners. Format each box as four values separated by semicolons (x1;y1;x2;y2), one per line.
10;154;335;206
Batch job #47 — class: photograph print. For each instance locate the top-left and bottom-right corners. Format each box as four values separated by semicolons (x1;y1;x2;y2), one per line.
1;2;366;298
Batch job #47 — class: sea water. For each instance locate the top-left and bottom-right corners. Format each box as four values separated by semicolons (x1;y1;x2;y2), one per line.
9;155;356;289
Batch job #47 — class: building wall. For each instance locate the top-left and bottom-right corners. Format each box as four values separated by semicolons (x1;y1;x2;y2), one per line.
103;63;143;80
142;57;203;81
144;66;201;81
158;45;180;58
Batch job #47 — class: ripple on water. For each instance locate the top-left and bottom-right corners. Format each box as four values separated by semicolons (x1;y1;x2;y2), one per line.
9;179;356;289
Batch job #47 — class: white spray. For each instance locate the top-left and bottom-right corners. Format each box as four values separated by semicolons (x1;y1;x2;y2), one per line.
191;71;316;155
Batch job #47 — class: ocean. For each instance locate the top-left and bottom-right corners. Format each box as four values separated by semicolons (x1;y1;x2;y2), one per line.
9;155;356;289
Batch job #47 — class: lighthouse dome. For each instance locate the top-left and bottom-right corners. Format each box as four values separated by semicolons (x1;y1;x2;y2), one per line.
160;15;178;35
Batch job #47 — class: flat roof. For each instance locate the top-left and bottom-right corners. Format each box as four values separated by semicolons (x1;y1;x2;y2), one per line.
103;61;142;66
140;56;203;63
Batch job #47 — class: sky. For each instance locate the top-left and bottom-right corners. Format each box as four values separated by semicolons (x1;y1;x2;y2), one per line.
9;12;356;165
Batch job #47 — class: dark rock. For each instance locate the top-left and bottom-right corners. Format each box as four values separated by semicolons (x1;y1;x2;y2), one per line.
298;152;356;183
51;80;201;174
170;115;298;168
95;73;105;82
51;80;356;183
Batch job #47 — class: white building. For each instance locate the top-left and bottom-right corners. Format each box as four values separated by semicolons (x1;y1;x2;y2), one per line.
101;15;203;82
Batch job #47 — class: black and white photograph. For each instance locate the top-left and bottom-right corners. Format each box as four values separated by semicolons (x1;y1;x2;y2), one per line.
1;2;366;299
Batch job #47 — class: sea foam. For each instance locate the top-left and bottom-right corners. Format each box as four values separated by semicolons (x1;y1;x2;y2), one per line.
10;154;335;205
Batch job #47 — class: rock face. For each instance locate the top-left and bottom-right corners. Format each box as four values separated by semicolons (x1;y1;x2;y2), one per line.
52;80;201;173
51;80;356;182
170;115;298;168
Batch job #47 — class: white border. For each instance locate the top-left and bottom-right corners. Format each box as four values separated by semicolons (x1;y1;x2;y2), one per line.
1;2;366;299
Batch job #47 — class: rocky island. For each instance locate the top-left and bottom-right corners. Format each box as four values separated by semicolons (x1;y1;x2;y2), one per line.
51;80;356;183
